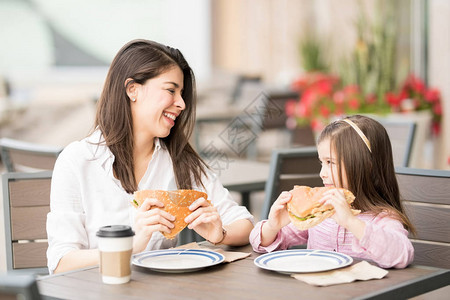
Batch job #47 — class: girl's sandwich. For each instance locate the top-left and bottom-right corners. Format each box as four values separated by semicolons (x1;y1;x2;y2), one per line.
287;185;359;230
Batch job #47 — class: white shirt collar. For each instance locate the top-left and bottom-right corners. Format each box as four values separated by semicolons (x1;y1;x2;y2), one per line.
85;129;163;175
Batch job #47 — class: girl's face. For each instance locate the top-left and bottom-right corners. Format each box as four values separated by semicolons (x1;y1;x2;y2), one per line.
318;138;348;189
130;65;185;140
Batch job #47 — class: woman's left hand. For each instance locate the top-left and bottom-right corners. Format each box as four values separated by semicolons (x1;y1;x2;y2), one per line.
184;198;224;244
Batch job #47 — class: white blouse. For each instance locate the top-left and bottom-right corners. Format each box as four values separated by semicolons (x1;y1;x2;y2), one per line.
46;130;254;273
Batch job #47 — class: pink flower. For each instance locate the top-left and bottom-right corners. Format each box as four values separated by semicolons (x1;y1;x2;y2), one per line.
285;100;296;117
343;84;360;95
333;91;345;105
310;119;325;132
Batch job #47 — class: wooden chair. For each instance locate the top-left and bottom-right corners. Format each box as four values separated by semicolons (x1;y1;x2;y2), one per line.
2;171;52;275
0;274;42;299
395;167;450;268
0;138;63;172
378;120;416;167
261;147;322;219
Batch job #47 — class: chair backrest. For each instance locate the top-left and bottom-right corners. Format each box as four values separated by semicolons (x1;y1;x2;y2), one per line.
395;167;450;268
3;171;52;275
261;147;322;219
0;138;63;172
378;120;416;167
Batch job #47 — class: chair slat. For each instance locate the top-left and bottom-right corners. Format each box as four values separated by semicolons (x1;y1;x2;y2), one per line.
411;242;450;269
278;177;322;194
11;206;49;240
396;167;450;268
404;203;450;243
398;174;450;205
9;179;51;207
280;156;320;174
12;242;48;269
10;151;59;171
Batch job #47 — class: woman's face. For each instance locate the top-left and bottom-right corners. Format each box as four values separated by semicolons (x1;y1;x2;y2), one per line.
130;66;185;140
318;138;348;189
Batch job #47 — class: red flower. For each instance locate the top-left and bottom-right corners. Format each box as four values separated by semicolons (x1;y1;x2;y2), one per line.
425;88;440;103
287;72;441;136
432;122;441;136
385;92;401;107
366;93;376;104
348;97;360;110
319;105;331;118
433;102;442;116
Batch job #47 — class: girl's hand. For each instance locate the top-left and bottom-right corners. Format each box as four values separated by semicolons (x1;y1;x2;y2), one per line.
184;198;224;244
132;198;175;253
266;191;292;232
260;191;292;247
319;189;365;239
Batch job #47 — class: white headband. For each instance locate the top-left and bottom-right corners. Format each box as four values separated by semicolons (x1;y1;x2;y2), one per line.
342;119;372;153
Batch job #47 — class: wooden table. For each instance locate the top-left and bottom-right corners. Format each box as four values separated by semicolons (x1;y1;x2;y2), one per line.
37;244;450;300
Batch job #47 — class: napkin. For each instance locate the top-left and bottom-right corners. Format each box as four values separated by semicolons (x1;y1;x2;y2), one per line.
291;261;388;286
175;242;251;263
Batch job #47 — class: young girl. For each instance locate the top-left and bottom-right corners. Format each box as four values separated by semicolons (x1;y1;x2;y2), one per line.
250;115;414;268
47;39;254;274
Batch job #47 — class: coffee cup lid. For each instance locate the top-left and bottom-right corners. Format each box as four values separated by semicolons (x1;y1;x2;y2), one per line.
96;225;135;237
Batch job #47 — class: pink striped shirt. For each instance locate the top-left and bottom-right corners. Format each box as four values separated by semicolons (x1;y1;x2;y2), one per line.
250;213;414;268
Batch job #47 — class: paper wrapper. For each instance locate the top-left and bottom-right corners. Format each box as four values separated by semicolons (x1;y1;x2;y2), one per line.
175;242;251;263
291;260;388;286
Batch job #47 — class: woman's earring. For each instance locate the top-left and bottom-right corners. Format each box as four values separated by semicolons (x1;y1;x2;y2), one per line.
131;98;136;102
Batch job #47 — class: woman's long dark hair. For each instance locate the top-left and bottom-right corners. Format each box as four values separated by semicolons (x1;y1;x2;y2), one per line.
94;39;207;193
317;115;415;233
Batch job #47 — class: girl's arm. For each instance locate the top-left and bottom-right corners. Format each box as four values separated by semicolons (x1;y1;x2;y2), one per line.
250;221;308;253
354;215;414;268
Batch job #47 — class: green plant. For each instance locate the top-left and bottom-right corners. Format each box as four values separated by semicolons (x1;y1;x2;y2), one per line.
299;33;329;73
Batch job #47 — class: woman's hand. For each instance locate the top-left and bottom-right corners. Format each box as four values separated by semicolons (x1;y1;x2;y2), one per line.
132;198;175;253
184;197;224;244
319;189;365;239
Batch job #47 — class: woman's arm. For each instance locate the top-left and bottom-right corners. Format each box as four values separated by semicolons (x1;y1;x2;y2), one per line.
222;218;253;246
53;249;99;274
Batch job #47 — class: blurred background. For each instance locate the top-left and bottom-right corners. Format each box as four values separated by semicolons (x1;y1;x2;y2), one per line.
0;0;448;169
0;0;449;276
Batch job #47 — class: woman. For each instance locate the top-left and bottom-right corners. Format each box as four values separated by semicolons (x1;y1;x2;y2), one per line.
47;39;254;274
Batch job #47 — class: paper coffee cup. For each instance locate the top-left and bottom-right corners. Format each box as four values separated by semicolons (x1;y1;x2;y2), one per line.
96;225;135;284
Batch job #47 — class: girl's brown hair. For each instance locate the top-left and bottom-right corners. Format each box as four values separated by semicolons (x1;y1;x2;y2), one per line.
94;39;207;193
317;115;415;234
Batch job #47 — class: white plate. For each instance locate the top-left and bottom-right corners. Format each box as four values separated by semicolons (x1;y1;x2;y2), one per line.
254;249;353;274
132;249;225;273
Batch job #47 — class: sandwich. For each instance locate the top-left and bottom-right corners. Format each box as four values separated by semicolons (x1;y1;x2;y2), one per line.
132;189;208;239
287;185;359;230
